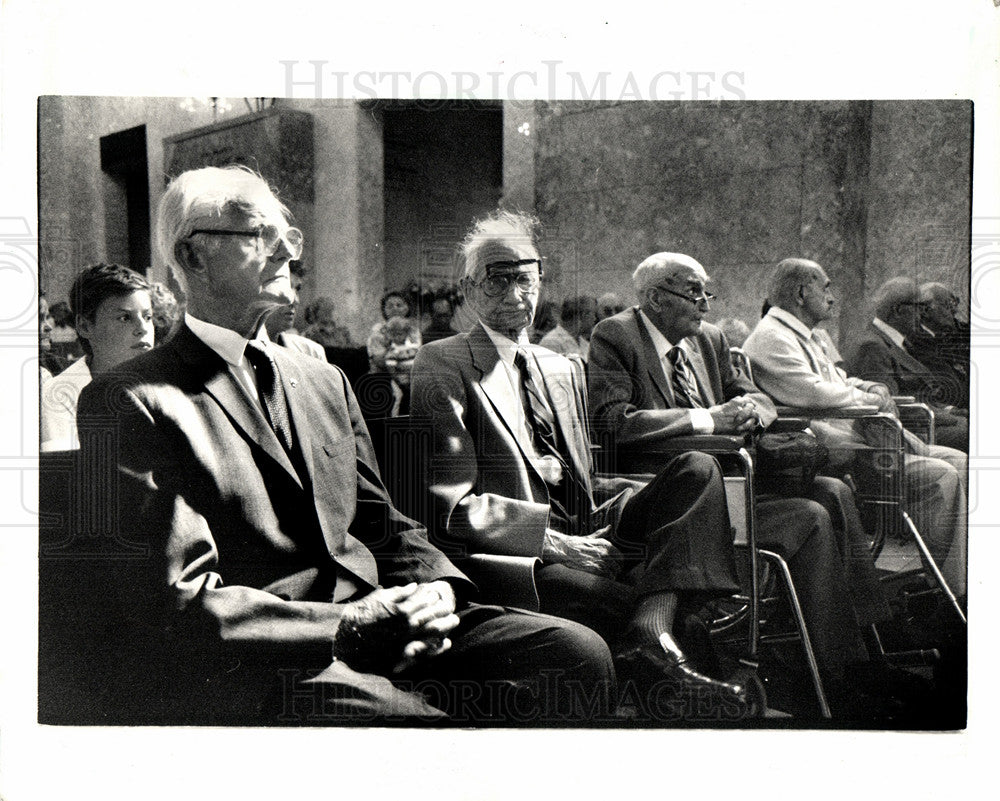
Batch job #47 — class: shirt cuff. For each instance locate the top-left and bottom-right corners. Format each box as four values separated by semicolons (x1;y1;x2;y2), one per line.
689;408;714;434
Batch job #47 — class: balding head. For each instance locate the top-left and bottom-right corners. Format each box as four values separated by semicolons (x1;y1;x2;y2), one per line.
918;281;960;333
767;258;834;328
633;252;712;343
871;276;921;334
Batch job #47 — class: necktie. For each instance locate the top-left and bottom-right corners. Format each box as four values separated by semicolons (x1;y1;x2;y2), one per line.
513;349;558;454
513;349;589;531
244;341;295;453
667;346;704;409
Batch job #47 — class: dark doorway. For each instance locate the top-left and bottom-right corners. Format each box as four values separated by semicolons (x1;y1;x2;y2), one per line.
382;101;503;296
100;125;151;273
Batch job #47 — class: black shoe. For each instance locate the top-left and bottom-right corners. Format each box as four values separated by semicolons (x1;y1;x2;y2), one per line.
618;634;749;706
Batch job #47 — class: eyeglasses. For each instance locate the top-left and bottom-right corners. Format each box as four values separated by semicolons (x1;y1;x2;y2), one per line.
188;224;304;259
480;272;543;297
655;285;716;305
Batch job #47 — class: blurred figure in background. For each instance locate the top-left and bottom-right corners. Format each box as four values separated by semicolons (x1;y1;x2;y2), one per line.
539;295;598;361
150;282;182;345
716;317;750;349
266;264;326;361
421;295;457;343
597;291;625;322
527;298;557;344
302;296;354;348
367;289;421;371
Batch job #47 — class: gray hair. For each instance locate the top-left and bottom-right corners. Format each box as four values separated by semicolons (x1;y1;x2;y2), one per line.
918;281;955;304
632;252;707;298
156;165;291;296
459;209;540;282
768;258;823;310
871;276;918;321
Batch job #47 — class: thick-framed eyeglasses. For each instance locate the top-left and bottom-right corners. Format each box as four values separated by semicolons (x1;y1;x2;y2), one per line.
655;285;716;305
188;224;304;259
479;261;544;298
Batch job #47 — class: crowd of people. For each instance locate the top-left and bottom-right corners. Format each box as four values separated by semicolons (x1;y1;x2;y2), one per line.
40;164;968;726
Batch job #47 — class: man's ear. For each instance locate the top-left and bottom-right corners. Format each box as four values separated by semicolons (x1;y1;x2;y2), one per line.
174;240;205;275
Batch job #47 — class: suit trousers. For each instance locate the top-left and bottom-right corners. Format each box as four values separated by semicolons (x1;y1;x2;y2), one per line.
280;604;616;726
535;451;740;647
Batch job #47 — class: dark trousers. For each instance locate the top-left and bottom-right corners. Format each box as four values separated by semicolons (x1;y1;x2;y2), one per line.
280;604;616;726
536;451;740;647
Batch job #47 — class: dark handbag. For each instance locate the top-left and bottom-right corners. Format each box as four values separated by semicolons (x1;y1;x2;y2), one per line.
753;430;829;495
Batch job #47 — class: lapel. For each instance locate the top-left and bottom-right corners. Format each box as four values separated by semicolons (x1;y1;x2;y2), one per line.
175;325;303;488
684;338;717;406
870;323;930;376
467;324;537;459
271;345;315;483
530;348;593;491
632;308;676;407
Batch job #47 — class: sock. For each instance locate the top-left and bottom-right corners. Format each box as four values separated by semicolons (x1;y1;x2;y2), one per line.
631;591;679;645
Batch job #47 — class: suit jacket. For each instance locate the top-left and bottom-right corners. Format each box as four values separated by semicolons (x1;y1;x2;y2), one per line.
903;328;969;409
76;324;470;715
410;323;636;563
587;308;776;449
276;329;328;361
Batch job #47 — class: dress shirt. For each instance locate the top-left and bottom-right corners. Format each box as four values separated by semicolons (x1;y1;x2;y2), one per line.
185;313;272;413
871;317;907;350
40;357;92;452
480;322;563;484
637;310;714;433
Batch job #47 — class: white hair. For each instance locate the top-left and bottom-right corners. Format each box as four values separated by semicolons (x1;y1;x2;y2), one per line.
156;165;291;295
632;252;707;297
458;210;540;282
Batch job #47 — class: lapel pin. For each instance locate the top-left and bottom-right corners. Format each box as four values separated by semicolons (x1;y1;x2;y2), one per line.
289;379;298;388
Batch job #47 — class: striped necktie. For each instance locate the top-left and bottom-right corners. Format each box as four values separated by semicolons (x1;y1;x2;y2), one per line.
668;346;704;409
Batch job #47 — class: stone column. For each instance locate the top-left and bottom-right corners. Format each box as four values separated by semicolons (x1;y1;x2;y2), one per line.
310;101;385;342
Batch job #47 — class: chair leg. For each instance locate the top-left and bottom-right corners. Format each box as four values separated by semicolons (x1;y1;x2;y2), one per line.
900;511;967;625
758;549;832;719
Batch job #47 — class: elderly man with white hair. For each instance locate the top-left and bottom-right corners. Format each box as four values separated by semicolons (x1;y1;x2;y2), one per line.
411;211;753;715
744;258;967;602
586;251;903;718
74;166;616;725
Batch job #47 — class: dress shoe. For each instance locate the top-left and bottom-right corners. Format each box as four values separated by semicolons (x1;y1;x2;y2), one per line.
617;633;749;709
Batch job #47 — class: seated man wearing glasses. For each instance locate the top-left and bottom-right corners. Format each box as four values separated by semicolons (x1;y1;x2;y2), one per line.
74;167;615;725
586;252;902;718
411;211;752;716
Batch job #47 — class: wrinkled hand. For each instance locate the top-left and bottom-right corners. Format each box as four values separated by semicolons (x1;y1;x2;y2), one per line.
863;384;898;416
709;396;760;434
333;582;460;675
542;529;623;579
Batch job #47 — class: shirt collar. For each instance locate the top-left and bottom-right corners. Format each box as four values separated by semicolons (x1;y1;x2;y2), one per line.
186;312;272;368
638;308;684;360
479;321;530;368
767;305;815;340
871;317;906;349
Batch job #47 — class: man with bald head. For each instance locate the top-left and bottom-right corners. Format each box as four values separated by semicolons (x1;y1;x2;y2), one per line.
411;211;751;714
744;259;967;602
587;252;897;715
846;276;967;451
73;167;616;725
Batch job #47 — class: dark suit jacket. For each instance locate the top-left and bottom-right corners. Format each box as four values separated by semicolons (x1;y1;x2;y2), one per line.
76;324;470;718
410;324;637;563
587;308;776;449
848;322;947;404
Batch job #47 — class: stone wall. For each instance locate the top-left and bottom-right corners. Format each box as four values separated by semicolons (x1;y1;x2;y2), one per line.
532;100;971;350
